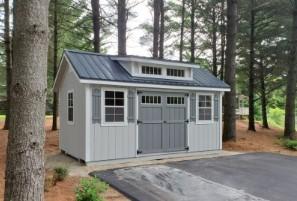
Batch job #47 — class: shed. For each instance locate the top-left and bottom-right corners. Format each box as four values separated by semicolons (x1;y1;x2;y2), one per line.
53;50;230;163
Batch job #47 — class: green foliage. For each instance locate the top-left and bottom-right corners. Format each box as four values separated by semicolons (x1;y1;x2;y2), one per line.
282;139;297;151
268;108;285;128
53;167;69;182
75;178;108;201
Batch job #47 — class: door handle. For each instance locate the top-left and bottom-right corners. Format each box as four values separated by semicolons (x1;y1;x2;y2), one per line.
163;120;167;123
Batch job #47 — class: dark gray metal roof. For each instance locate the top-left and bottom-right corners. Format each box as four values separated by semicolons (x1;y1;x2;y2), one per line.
64;50;230;89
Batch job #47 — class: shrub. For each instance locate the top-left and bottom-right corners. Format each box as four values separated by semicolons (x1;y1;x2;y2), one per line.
283;139;297;151
53;166;69;183
75;178;108;201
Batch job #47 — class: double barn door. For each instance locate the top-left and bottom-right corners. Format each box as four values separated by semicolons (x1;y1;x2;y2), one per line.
138;91;188;154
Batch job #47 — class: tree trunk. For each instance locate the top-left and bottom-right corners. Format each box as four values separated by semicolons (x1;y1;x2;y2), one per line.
284;0;297;139
3;0;11;130
118;0;127;55
212;6;218;77
223;0;238;141
52;0;58;131
4;0;49;200
91;0;100;53
179;0;185;62
159;0;164;59
259;58;269;129
190;0;196;63
220;0;226;80
248;0;256;132
153;0;160;58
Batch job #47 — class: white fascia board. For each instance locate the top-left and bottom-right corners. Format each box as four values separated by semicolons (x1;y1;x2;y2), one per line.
79;79;230;92
53;53;82;92
111;56;199;68
53;54;67;92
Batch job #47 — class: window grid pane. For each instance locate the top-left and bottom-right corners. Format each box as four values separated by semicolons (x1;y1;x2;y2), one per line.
141;96;161;104
167;68;185;77
68;92;73;122
104;90;125;123
198;95;212;121
167;96;185;105
142;66;162;75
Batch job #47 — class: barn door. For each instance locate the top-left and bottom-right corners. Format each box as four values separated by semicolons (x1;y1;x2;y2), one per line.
138;91;187;154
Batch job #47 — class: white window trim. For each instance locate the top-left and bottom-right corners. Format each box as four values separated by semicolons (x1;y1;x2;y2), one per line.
196;93;214;124
140;95;162;105
136;65;193;81
67;89;74;125
101;87;128;127
166;96;185;105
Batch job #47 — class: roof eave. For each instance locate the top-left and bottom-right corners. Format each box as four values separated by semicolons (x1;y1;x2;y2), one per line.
79;78;230;92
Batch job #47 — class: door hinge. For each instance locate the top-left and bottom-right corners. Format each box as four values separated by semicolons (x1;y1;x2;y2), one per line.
185;146;189;151
137;91;143;94
185;93;189;97
185;119;189;123
137;120;142;124
137;150;142;154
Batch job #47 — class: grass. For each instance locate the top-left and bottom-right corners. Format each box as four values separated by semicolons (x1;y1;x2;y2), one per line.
0;115;5;121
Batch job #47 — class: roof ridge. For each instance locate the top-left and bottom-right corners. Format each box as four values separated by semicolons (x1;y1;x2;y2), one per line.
64;49;116;57
64;49;198;66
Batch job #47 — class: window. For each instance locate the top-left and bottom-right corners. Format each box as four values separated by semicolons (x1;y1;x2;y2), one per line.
103;89;127;124
67;91;74;123
141;96;161;104
197;94;213;123
167;96;185;105
142;66;162;75
167;68;185;77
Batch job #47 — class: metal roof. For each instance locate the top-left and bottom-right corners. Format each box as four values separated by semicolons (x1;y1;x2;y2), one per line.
64;50;230;89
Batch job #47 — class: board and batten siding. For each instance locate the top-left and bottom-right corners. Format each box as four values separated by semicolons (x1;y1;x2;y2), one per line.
88;86;137;162
87;86;222;162
59;64;86;160
188;92;222;151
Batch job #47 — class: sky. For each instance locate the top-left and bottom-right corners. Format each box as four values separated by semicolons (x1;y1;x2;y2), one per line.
101;0;155;57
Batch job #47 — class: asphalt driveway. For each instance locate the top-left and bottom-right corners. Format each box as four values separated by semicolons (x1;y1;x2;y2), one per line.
91;153;297;201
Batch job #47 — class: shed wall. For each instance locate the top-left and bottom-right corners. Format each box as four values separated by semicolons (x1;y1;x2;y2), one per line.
188;122;220;151
88;85;137;162
87;86;222;162
59;64;86;160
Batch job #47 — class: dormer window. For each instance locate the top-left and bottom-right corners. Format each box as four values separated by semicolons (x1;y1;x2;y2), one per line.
142;66;162;75
167;68;185;77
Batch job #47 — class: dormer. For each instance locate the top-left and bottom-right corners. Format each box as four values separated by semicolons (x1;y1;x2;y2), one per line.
111;56;196;81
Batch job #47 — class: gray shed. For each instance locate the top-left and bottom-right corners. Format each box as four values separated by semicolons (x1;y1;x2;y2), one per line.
53;50;230;163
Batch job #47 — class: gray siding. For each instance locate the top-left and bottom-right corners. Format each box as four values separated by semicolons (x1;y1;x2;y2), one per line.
87;87;221;162
59;64;86;160
89;86;137;162
91;123;136;161
188;122;220;151
188;93;222;151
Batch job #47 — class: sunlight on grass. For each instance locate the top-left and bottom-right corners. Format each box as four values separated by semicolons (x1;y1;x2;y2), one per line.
0;115;5;121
